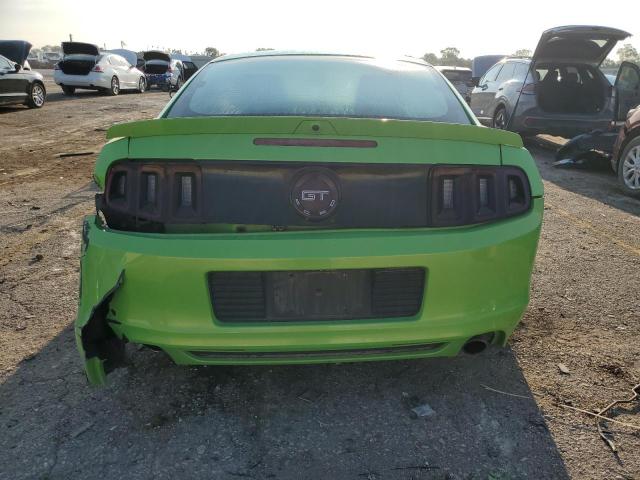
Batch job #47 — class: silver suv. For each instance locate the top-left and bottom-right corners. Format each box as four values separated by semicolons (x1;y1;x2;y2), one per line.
470;26;640;137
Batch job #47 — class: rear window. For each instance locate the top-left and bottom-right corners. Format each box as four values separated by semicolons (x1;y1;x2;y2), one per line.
495;62;516;82
166;55;471;124
513;63;530;81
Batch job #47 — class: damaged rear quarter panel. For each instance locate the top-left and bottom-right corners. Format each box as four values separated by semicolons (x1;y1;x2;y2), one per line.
75;216;128;385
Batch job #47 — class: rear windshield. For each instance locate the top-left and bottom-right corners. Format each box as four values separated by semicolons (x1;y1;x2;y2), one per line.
166;56;471;124
441;70;472;83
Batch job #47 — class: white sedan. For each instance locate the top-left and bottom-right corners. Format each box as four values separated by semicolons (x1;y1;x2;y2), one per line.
54;42;146;95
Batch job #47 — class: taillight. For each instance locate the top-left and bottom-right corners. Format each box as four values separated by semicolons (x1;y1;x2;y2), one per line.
92;64;103;72
141;172;157;207
100;162;531;232
520;83;535;95
430;166;531;226
179;174;194;208
102;163;201;230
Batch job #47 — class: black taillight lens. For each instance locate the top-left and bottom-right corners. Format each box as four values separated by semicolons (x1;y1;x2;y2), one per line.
105;168;129;212
430;166;531;226
141;172;157;207
100;161;531;232
102;162;202;230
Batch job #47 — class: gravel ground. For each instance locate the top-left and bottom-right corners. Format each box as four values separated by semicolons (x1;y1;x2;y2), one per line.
0;75;638;480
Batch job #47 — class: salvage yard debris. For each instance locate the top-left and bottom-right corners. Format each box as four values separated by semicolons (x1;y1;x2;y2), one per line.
482;381;640;457
57;151;94;158
595;383;640;455
410;403;436;418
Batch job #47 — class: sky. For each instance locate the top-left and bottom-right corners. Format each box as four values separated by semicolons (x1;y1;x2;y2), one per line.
1;0;638;60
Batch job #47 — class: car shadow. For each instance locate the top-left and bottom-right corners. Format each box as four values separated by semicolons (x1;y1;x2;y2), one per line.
524;140;640;217
0;326;570;479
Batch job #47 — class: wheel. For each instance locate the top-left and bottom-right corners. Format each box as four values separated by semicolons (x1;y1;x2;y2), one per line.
617;136;640;198
492;106;507;130
27;82;46;108
137;77;146;93
61;85;75;95
107;76;120;96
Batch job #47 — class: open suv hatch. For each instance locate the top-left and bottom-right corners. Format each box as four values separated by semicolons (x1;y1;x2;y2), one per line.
470;25;640;137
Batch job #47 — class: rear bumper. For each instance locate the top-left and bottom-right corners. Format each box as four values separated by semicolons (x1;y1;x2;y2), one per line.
76;199;543;385
145;73;173;86
510;111;612;137
54;71;111;89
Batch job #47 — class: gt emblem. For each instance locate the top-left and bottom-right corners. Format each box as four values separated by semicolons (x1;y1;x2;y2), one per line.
291;168;340;221
301;190;330;201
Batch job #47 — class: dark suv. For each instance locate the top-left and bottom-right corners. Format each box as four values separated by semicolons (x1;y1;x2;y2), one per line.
470;26;640;137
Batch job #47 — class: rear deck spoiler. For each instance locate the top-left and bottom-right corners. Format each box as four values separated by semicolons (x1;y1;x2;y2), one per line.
106;117;524;148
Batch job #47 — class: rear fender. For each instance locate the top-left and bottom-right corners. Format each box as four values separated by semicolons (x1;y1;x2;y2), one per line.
75;218;128;385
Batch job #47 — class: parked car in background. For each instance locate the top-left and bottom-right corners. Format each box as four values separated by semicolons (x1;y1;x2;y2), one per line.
188;55;215;68
76;52;543;385
471;55;506;86
435;66;473;102
54;42;147;95
0;44;46;109
106;49;139;71
612;105;640;197
141;51;198;91
0;40;33;70
469;26;640;138
170;53;201;80
43;51;62;63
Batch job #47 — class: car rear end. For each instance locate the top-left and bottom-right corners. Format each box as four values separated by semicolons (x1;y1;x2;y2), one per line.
144;60;174;88
142;52;176;89
509;67;615;137
436;67;473;102
508;26;631;137
54;42;111;90
76;54;543;385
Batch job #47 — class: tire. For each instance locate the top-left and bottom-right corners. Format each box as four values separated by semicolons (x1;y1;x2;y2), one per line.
137;77;146;93
61;85;75;96
107;76;120;96
492;106;507;130
27;82;46;108
617;136;640;198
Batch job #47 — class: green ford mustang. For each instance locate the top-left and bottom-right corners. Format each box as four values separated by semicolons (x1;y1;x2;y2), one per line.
77;52;543;385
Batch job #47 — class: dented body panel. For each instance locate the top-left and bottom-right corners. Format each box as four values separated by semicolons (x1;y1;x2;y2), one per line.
76;119;543;383
77;198;542;383
76;54;543;385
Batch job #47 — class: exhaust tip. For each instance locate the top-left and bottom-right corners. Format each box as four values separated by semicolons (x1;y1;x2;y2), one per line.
462;333;494;355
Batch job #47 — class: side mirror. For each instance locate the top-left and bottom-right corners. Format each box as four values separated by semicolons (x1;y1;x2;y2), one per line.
14;63;21;72
469;77;480;88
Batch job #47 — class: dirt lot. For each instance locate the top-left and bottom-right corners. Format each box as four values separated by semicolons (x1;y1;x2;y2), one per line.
1;74;639;480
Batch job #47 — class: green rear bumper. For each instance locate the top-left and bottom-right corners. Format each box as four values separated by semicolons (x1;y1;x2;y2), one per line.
76;199;543;385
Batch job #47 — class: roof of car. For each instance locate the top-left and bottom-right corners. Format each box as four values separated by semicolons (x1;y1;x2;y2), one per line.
502;57;532;64
208;50;430;66
434;66;471;72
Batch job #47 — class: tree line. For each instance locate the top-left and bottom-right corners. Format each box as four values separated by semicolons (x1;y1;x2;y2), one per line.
422;45;639;68
29;43;640;67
